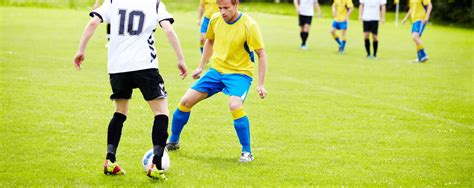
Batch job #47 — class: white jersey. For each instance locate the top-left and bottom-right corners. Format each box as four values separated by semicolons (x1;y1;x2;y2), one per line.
298;0;318;16
91;0;173;74
360;0;386;21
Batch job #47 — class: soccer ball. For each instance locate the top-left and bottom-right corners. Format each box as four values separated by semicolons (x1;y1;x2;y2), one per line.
142;148;170;172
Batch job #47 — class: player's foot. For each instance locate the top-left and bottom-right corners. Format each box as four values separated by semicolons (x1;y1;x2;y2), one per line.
300;45;308;50
420;55;429;63
103;160;126;175
147;164;168;180
338;46;344;54
239;152;254;163
366;55;374;59
165;142;180;151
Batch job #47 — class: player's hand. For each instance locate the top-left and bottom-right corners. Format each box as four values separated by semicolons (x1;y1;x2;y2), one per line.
402;18;407;24
318;13;322;19
422;18;429;24
73;51;84;70
191;66;203;80
381;18;386;24
257;85;266;99
177;60;188;79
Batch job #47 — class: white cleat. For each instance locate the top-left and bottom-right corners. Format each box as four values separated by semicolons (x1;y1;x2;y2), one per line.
239;152;254;163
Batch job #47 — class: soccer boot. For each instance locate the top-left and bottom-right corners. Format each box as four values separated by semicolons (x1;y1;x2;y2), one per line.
147;164;168;180
103;160;125;175
239;152;254;163
165;142;180;151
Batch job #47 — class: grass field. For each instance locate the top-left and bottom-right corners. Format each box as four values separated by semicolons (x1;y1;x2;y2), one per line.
0;4;473;186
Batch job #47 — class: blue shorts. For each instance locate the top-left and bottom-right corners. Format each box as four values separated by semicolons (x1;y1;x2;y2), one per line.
192;68;253;100
411;20;426;37
200;17;211;34
332;21;348;30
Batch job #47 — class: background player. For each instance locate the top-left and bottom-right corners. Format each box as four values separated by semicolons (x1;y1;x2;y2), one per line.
73;0;188;180
293;0;321;50
197;0;219;54
166;0;268;163
359;0;386;58
330;0;354;53
402;0;432;63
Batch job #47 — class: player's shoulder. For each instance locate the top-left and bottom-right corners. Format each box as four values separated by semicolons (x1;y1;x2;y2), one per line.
242;13;258;25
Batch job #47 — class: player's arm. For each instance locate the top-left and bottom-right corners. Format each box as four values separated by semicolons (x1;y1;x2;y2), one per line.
255;48;267;99
314;1;322;18
93;0;100;9
332;3;336;18
293;0;299;14
346;6;354;22
73;16;101;70
192;39;214;79
380;4;386;23
423;2;433;24
197;3;204;26
160;20;188;79
402;8;411;24
358;3;364;20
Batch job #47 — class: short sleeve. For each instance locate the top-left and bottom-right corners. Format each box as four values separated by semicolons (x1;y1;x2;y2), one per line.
205;13;219;40
422;0;431;5
346;0;354;8
248;22;264;50
381;0;387;5
89;0;111;23
157;2;174;25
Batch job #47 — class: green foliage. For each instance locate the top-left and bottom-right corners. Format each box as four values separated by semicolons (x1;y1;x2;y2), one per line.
1;6;473;186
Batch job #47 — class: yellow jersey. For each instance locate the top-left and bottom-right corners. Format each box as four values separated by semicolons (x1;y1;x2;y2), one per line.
409;0;431;22
333;0;354;22
200;0;219;19
206;12;265;77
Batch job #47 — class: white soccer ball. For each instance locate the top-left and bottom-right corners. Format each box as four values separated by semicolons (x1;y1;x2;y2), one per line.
142;148;170;172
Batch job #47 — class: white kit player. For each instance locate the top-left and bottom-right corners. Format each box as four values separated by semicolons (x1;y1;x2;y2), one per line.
359;0;386;58
293;0;321;49
73;0;188;180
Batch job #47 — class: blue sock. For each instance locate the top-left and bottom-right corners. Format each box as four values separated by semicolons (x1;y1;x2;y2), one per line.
233;116;251;153
334;38;342;46
169;108;191;143
200;47;203;54
342;40;346;50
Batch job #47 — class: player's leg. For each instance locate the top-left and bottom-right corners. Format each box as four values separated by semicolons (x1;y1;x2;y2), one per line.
411;21;428;62
167;89;208;149
167;69;223;150
340;22;348;53
300;23;310;49
363;21;371;57
372;34;378;58
222;74;253;162
372;21;379;58
330;21;342;46
146;98;170;180
104;72;133;175
199;17;210;54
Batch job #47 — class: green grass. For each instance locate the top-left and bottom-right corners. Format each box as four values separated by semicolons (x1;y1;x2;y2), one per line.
0;5;473;186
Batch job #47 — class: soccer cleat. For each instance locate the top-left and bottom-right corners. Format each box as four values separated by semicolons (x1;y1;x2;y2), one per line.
147;164;168;180
165;142;180;151
103;160;126;175
420;55;429;63
239;152;254;163
300;45;308;50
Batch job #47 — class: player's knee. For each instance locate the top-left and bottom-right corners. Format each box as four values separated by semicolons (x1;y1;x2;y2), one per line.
200;37;206;44
229;101;242;111
179;98;194;110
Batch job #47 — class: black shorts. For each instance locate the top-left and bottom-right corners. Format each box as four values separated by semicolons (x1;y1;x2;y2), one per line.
363;20;379;35
109;68;167;101
298;15;313;26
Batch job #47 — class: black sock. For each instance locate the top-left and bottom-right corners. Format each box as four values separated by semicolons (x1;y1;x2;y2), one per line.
106;112;126;163
373;41;378;57
107;24;111;41
300;32;309;46
152;115;169;170
365;39;371;56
